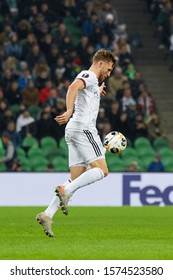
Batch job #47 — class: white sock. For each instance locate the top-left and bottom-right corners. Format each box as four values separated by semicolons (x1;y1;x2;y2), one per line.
65;167;104;195
44;179;71;218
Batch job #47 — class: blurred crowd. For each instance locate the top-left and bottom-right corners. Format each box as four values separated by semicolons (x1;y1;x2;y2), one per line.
0;0;166;170
145;0;173;70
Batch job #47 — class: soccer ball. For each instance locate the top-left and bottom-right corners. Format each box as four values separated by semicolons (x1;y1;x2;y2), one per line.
103;131;127;154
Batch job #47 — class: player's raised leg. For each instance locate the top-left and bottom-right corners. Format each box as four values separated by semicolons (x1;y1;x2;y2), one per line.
55;165;86;215
56;159;108;215
36;179;71;237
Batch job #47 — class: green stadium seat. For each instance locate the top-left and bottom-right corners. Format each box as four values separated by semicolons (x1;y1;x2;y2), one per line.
0;148;5;157
22;137;38;149
0;164;7;171
59;137;68;156
122;155;140;168
21;163;32;172
109;162;126;172
32;164;48;172
29;155;48;167
53;163;69;172
121;147;137;158
16;147;26;157
142;154;155;169
10;104;20;118
159;147;173;157
17;157;32;171
27;147;44;158
153;138;169;151
28;105;40;118
52;156;68;166
162;155;173;171
134;137;151;150
40;136;57;148
137;147;155;159
42;146;66;161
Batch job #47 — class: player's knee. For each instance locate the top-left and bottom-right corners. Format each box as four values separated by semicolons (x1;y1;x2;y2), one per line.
102;168;109;177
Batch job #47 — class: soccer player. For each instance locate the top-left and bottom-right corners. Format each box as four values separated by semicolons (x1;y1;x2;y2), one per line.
36;49;118;237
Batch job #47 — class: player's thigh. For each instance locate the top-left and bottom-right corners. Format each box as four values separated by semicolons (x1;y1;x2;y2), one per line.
72;129;106;164
65;130;87;168
89;158;108;177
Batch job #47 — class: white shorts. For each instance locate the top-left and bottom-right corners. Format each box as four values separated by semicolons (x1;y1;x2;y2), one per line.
65;129;106;168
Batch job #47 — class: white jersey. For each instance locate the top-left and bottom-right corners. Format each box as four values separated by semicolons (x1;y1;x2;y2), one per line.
66;70;100;132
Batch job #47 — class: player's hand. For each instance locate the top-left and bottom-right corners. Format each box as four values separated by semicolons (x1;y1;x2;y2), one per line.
99;82;106;96
54;110;72;125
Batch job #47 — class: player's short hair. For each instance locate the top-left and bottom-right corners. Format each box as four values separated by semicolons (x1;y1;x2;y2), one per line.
93;49;118;68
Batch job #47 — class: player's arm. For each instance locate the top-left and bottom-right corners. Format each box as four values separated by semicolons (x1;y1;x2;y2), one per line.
54;79;85;125
99;82;106;96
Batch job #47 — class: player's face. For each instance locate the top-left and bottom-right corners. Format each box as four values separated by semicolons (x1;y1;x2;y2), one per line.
98;61;114;81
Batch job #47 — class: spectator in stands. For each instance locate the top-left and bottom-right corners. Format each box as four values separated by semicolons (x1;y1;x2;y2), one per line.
114;36;131;54
47;87;59;107
5;80;21;105
100;121;112;142
126;161;139;172
106;100;121;130
2;107;14;132
82;13;100;37
33;59;50;90
40;33;53;55
26;44;45;71
17;19;32;41
97;107;109;136
137;89;155;117
108;66;128;99
5;32;22;59
116;112;132;140
125;63;136;80
21;79;39;106
79;44;95;68
40;2;57;24
130;72;144;99
98;0;119;25
47;44;59;72
156;1;172;49
147;154;165;172
95;34;113;51
5;120;22;147
2;56;19;73
121;87;136;113
78;36;90;62
103;13;117;41
36;110;54;140
60;35;73;57
39;80;53;104
51;23;69;46
132;113;148;142
16;108;35;137
0;69;14;92
0;131;16;171
119;45;134;70
116;80;131;101
146;113;165;142
18;66;31;91
22;33;37;58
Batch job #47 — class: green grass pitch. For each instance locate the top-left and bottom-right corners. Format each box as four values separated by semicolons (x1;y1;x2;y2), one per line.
0;206;173;260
